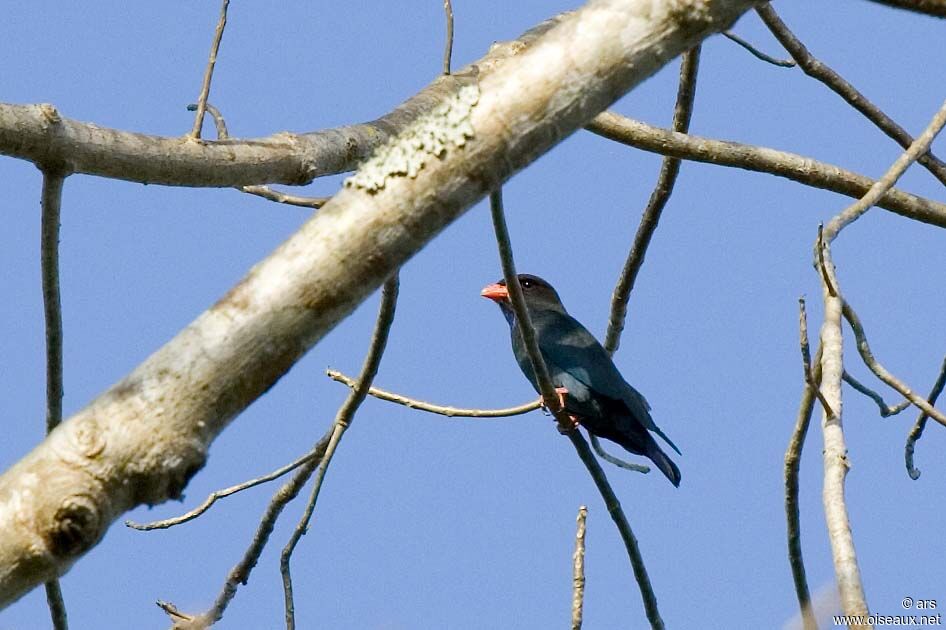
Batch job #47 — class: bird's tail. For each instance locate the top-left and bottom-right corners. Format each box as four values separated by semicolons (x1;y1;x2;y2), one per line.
648;445;681;487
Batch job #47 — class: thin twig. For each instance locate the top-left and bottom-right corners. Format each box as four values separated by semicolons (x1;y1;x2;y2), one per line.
157;600;193;621
41;169;69;630
327;369;542;417
823;98;946;241
41;171;66;435
282;274;399;630
842;371;910;417
240;186;330;209
569;431;664;629
722;30;795;67
442;0;454;75
125;449;321;530
841;301;946;428
571;505;588;630
190;0;230;138
164;428;334;629
590;435;650;474
786;299;820;630
187;102;228;139
815;225;836;298
799;297;835;418
604;47;701;355
905;356;946;480
489;189;568;426
757;3;946;187
193;102;330;209
488;188;664;629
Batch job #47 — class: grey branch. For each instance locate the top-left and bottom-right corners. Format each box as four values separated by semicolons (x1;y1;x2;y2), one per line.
757;4;946;186
786;299;819;630
841;371;910;417
905;356;946;480
195;102;330;209
327;369;542;417
166;428;334;629
813;92;946;626
862;0;946;17
571;506;588;630
443;0;454;75
586;112;946;229
282;275;399;630
488;189;665;629
590;435;651;474
125;449;321;531
190;0;230;138
722;30;795;67
841;302;946;428
40;169;69;630
0;0;760;608
604;47;701;355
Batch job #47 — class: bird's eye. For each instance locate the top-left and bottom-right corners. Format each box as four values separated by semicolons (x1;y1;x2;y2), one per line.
521;279;533;289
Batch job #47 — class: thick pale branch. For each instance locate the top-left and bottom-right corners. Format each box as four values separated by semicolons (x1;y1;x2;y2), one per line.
586;113;946;229
810;89;946;628
0;0;759;608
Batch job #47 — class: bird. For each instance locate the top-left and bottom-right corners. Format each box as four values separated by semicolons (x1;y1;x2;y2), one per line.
481;273;681;486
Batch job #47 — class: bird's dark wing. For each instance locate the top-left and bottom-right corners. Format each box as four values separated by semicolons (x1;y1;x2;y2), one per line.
534;310;681;456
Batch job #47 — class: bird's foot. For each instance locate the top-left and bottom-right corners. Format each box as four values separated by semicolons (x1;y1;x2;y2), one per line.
542;387;580;433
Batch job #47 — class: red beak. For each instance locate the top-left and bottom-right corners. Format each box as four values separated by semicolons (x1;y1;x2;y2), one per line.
480;283;509;302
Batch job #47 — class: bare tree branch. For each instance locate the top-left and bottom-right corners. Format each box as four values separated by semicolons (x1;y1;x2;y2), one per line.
125;449;321;531
195;102;330;209
841;302;946;429
823;98;946;240
281;275;399;630
488;188;665;629
757;3;946;187
799;298;835;419
239;186;329;209
842;371;910;417
905;356;946;480
190;0;230;139
327;369;541;417
786;299;820;630
722;30;795;67
815;244;868;625
1;0;760;607
586;113;946;229
443;0;454;75
590;435;650;474
862;0;946;17
40;169;69;630
604;46;701;355
167;428;333;629
813;93;946;627
571;505;588;630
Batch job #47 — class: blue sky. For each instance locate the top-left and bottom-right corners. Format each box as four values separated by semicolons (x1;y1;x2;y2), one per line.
2;2;945;628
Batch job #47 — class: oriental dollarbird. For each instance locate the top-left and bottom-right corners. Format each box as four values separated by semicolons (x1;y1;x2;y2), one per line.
481;274;681;486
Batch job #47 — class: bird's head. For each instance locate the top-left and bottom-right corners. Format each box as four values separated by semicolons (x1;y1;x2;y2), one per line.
480;274;565;315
